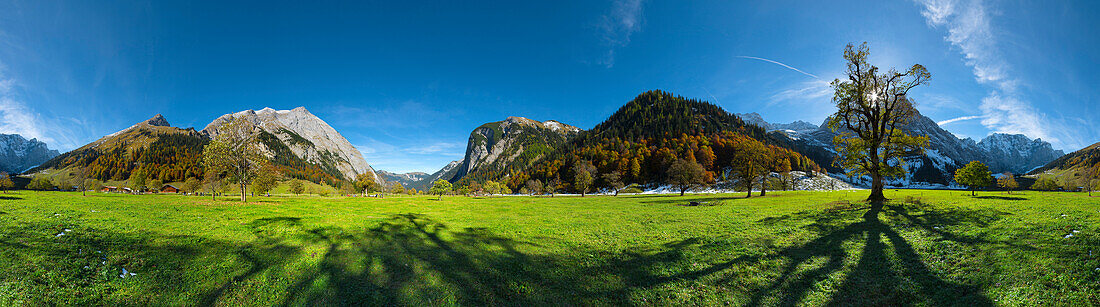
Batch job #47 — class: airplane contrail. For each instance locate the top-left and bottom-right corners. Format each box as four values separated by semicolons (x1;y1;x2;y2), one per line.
736;56;819;79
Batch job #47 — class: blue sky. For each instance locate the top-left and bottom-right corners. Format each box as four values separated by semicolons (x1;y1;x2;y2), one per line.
1;0;1097;173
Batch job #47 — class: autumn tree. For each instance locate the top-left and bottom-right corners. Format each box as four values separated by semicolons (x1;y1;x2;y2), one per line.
546;176;562;197
204;170;225;200
251;166;278;196
1031;176;1060;191
484;180;501;196
72;165;88;196
573;160;596;197
0;172;13;193
1086;164;1100;197
202;117;269;201
954;161;992;196
389;182;405;195
130;168;147;191
828;42;931;202
602;171;625;196
732;140;768;198
288;180;304;195
148;179;164;193
184;177;202;195
354;173;379;197
668;159;706;196
997;172;1018;194
84;179;104;193
526;179;543;195
429;179;452;200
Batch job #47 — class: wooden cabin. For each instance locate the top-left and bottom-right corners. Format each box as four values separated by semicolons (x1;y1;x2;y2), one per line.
160;184;181;193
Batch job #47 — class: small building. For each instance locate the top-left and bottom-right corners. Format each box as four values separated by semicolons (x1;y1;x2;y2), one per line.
101;186;118;193
160;184;181;193
122;187;133;194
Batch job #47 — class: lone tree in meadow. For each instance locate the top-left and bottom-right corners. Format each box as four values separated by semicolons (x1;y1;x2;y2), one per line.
0;172;13;193
573;160;596;197
546;176;562;197
828;42;931;202
184;177;202;195
602;171;625;196
72;165;88;196
732;140;768;198
288;180;304;195
668;159;706;196
997;172;1019;194
203;168;225;200
954;161;993;196
429;179;452;200
202;117;269;202
354;173;378;196
251;166;278;196
1086;164;1100;197
526;179;543;195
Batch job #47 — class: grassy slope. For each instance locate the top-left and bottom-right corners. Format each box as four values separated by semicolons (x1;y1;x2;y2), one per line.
0;190;1097;305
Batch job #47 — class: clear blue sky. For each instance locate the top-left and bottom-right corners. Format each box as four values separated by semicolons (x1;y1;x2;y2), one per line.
1;0;1097;173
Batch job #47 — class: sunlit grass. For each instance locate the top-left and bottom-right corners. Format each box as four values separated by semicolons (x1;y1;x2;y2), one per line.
0;190;1096;305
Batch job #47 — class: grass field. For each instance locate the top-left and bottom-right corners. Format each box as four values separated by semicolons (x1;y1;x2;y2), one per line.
0;190;1097;305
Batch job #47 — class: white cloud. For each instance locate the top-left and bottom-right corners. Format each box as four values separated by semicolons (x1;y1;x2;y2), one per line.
936;115;983;126
769;79;832;107
597;0;644;67
916;0;1077;148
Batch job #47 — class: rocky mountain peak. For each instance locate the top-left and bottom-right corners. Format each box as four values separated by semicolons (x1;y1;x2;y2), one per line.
144;114;171;127
0;133;60;173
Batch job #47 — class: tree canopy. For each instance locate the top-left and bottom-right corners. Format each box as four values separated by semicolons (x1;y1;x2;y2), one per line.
954;161;992;196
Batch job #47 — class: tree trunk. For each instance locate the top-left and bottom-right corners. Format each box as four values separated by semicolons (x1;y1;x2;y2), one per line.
240;184;247;202
971;188;975;196
868;173;886;201
746;179;753;198
680;186;685;196
760;176;767;197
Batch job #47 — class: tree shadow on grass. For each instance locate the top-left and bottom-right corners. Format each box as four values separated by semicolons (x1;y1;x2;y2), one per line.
973;195;1028;201
744;200;1001;306
0;195;22;200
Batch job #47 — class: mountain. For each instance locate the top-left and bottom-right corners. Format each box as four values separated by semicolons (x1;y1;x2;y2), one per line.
0;133;60;174
445;116;580;184
401;160;462;191
735;112;819;134
29;114;209;182
764;110;1063;185
509;90;818;191
202;107;381;184
377;170;430;188
1030;142;1099;175
975;134;1064;174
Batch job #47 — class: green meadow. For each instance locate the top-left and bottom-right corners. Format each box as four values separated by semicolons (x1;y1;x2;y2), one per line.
0;190;1097;305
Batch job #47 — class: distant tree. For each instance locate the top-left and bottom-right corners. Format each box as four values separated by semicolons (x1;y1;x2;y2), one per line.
1031;176;1060;191
0;172;13;193
954;161;993;196
776;158;793;191
202;117;268;201
484;180;501;196
997;172;1018;194
526;179;543;195
184;177;202;195
389;182;405;195
546;176;562;197
501;185;512;195
203;169;225;200
458;185;471;196
339;182;357;196
429;179;452;200
129;168;147;192
573;160;596;197
406;187;417;195
84;179;104;193
354;173;379;197
288;180;304;195
28;176;55;191
602;171;625;196
148;179;164;193
251;167;278;196
72;166;88;196
668;159;706;196
732;140;768;198
1088;164;1100;197
828;42;931;202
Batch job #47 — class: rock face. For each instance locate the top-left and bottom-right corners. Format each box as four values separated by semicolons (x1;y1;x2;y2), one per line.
0;134;59;173
449;116;579;182
766;110;1063;186
202;107;380;183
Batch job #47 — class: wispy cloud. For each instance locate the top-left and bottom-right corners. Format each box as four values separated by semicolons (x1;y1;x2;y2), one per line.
937;115;983;126
355;138;465;173
769;79;832;107
597;0;644;68
916;0;1080;148
0;68;80;150
736;56;820;79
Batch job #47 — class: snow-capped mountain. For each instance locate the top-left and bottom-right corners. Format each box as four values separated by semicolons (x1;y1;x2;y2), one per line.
0;133;59;173
377;170;430;188
203;107;381;183
765;110;1063;186
407;160;462;190
736;112;819;134
449;116;579;182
